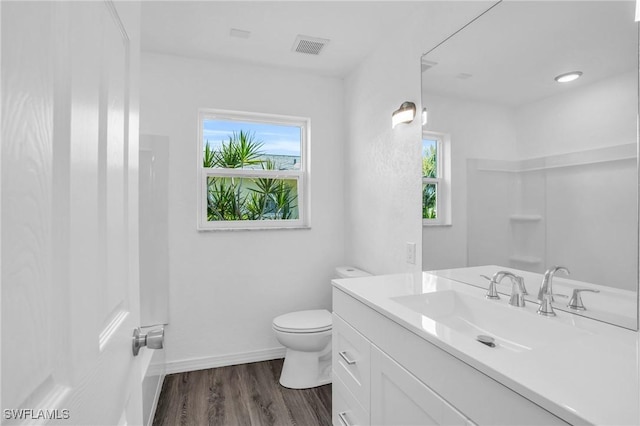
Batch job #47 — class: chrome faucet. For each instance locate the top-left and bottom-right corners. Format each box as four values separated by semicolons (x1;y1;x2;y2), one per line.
481;271;526;307
507;274;527;307
537;266;570;316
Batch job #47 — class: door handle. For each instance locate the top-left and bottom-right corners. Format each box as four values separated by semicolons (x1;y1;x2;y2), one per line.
132;327;164;356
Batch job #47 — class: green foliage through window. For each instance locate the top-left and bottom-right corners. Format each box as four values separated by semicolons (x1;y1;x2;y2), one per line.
423;143;437;178
204;131;299;221
423;183;436;219
423;139;438;219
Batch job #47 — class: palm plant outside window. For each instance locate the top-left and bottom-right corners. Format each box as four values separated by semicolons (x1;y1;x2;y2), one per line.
423;138;438;220
422;132;450;226
197;110;309;230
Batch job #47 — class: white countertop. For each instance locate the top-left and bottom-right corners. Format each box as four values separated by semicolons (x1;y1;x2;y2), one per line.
332;271;640;426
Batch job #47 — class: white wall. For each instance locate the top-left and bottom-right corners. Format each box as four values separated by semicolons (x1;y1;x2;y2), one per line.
421;94;517;270
515;71;637;158
343;47;423;275
516;71;637;290
139;135;170;327
140;53;346;368
344;2;494;276
138;0;503;368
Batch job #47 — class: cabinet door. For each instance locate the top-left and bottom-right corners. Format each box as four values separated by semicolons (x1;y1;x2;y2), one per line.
371;346;475;426
333;313;371;411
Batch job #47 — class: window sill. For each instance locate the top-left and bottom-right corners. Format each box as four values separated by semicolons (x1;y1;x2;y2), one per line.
423;221;452;228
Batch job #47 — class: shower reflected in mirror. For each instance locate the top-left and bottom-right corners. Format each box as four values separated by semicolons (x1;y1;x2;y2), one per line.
421;1;638;329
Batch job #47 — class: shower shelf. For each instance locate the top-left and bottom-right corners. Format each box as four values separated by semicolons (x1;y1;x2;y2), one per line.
509;255;542;265
509;214;542;222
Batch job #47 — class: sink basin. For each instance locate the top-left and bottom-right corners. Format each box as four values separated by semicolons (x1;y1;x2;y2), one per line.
391;290;590;352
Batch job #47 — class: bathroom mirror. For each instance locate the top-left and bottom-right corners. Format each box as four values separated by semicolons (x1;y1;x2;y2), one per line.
421;1;639;330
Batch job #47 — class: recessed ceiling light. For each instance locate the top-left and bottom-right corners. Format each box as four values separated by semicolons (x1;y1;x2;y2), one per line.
554;71;583;83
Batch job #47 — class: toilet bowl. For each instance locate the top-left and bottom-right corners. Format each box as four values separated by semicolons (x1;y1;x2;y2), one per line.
272;266;371;389
273;309;333;389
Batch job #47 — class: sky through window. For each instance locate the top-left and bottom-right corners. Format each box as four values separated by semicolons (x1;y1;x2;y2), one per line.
203;119;301;157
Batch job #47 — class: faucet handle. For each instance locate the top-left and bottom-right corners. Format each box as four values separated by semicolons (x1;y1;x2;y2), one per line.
480;275;500;300
567;288;600;311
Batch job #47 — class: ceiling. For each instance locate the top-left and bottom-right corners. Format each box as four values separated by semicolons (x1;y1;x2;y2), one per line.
140;1;637;102
140;1;482;78
421;1;637;106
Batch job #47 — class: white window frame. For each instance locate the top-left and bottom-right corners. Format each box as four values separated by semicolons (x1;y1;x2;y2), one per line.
423;131;451;226
197;109;310;231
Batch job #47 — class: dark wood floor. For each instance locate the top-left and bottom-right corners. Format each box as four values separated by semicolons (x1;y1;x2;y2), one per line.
152;358;332;426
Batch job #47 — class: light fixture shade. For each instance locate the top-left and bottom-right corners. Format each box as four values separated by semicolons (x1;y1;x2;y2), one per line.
392;101;417;128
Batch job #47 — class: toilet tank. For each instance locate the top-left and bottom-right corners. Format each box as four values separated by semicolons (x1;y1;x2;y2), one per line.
334;266;371;279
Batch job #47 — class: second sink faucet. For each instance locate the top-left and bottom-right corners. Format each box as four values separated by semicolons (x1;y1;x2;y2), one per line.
481;271;527;307
537;265;570;316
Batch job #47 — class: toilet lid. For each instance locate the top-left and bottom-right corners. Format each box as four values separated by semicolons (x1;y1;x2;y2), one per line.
273;309;332;333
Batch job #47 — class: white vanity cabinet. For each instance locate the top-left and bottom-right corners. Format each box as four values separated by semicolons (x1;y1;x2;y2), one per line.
332;287;570;426
332;312;471;426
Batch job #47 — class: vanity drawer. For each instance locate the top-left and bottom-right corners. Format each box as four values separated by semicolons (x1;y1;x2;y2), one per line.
333;313;371;412
332;374;369;426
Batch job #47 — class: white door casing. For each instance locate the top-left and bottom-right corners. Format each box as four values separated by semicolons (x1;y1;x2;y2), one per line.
1;1;142;424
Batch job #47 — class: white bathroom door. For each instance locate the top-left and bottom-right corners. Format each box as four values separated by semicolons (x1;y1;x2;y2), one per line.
1;1;143;424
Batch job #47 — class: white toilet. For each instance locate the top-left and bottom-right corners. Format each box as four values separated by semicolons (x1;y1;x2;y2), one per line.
272;266;371;389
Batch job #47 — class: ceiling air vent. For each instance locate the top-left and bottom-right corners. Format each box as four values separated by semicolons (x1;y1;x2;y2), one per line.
292;35;329;55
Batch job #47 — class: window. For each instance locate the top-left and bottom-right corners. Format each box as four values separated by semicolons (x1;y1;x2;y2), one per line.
423;132;451;226
197;109;309;230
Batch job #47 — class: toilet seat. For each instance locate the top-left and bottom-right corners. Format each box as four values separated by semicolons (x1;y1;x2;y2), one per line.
272;309;332;333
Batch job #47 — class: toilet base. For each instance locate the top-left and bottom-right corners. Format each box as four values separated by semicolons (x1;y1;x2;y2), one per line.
279;344;332;389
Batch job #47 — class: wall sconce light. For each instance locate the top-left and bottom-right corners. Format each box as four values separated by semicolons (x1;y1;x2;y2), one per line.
391;101;416;128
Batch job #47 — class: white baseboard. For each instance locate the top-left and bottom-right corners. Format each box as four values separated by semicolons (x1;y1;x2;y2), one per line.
163;347;287;375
